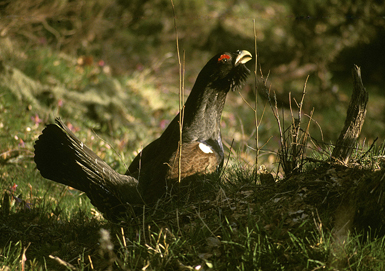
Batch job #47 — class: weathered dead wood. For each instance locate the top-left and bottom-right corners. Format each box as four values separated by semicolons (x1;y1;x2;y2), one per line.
332;65;368;164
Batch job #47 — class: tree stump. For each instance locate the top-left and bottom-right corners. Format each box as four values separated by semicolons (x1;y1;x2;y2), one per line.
332;65;368;164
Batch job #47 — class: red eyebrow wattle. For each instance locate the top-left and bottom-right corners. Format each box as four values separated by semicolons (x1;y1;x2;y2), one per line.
218;54;230;62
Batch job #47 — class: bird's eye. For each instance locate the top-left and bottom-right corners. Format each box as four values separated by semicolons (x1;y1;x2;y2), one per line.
218;54;230;63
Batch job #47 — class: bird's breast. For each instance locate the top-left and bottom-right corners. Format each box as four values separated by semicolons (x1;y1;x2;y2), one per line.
166;141;222;180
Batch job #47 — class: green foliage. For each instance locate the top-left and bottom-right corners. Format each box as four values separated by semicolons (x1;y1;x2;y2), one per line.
0;241;23;269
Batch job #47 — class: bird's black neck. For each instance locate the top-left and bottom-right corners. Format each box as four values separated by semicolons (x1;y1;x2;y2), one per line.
181;85;228;143
160;83;229;148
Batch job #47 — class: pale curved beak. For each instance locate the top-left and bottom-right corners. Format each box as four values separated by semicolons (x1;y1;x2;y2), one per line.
235;50;252;65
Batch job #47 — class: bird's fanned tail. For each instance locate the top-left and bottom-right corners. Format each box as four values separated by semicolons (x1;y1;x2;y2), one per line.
34;118;143;219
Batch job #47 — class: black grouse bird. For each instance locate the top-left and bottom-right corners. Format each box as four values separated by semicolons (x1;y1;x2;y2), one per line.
34;50;252;220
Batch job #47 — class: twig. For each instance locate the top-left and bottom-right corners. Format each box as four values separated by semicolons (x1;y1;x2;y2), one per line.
170;0;185;183
21;243;30;271
268;74;312;176
220;139;234;179
49;255;77;270
267;87;285;174
304;112;324;142
298;75;309;122
195;209;216;237
358;137;378;161
91;129;128;170
253;19;259;171
88;255;94;270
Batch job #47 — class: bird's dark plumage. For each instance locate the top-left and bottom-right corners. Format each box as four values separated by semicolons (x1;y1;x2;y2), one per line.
34;50;252;220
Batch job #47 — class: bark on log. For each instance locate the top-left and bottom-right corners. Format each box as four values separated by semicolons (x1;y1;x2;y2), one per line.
332;65;368;164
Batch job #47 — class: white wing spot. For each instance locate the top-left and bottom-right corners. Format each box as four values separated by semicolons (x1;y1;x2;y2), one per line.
199;143;213;154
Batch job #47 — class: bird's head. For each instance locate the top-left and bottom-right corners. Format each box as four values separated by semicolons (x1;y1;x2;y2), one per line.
198;50;252;92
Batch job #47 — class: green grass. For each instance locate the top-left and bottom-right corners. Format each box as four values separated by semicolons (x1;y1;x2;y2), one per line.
2;147;385;271
1;174;385;271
